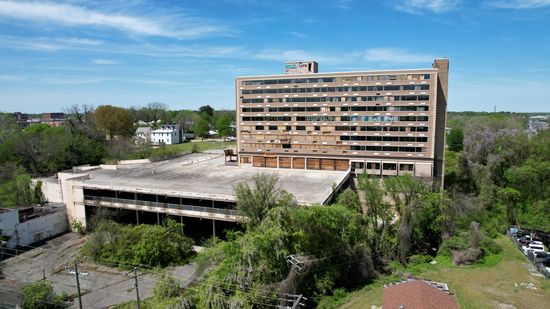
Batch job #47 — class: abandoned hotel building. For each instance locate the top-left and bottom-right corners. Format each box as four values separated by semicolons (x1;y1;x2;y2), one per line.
236;59;449;181
41;59;448;239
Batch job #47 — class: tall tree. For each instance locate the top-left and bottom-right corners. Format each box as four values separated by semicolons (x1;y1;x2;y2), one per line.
384;175;427;264
216;114;232;138
234;173;296;228
94;105;134;140
193;118;210;140
198;105;214;118
146;102;168;124
447;127;464;152
64;104;101;140
175;110;199;132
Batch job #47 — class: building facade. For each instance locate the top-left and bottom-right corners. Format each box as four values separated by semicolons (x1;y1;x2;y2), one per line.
236;59;449;183
150;124;181;145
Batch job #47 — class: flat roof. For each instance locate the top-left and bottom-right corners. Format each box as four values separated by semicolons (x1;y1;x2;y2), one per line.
79;153;348;205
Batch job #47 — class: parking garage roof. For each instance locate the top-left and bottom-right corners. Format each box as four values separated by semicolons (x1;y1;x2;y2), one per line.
77;153;349;205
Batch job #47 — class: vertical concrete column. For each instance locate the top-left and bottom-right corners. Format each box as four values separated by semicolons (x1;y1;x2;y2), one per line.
277;156;279;168
157;212;160;225
212;220;216;238
136;210;139;225
305;157;308;170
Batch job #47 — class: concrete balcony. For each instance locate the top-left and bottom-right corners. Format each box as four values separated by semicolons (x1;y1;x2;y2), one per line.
83;195;242;222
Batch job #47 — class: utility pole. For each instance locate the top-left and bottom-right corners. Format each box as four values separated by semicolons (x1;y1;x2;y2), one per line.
131;267;141;309
74;263;83;309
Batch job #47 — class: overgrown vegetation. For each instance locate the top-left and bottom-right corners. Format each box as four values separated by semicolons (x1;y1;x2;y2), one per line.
0;103;235;207
81;219;194;268
21;280;69;309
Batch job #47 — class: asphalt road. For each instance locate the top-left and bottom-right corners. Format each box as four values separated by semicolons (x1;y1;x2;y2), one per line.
0;232;196;308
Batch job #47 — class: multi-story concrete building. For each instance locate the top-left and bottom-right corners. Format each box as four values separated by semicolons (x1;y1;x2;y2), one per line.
236;59;449;183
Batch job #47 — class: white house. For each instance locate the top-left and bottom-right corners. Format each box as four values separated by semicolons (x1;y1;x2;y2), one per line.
135;127;152;143
150;124;181;145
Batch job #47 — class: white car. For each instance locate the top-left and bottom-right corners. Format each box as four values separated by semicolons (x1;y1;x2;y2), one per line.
522;243;545;255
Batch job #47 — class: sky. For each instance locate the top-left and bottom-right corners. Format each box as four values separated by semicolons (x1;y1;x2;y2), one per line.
0;0;549;113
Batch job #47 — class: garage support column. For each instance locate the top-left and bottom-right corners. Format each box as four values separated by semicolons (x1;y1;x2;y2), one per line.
157;212;160;225
136;210;139;225
212;220;216;238
305;157;308;170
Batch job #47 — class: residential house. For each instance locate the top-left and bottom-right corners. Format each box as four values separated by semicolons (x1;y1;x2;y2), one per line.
150;124;181;145
135;126;152;144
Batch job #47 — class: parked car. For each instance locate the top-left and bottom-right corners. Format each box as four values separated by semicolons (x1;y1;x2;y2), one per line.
522;243;545;255
519;236;532;245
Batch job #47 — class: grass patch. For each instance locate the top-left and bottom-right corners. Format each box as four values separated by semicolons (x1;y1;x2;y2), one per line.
150;140;235;158
338;236;550;309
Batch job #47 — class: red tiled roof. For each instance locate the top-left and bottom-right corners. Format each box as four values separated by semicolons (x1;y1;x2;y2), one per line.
382;280;459;309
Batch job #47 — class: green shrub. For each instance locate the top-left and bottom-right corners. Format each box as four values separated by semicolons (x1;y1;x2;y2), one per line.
408;254;433;266
191;143;200;153
438;233;469;257
82;219;194;268
21;280;67;309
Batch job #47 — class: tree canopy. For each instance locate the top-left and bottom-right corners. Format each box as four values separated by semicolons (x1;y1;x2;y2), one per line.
94;105;134;140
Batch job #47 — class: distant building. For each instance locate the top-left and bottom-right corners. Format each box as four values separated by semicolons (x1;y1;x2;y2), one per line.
0;205;68;249
11;112;65;127
236;59;449;184
135;127;152;144
382;279;459;309
41;112;65;127
150;124;181;145
12;112;29;127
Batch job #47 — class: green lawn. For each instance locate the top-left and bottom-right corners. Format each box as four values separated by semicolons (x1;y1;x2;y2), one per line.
163;140;235;153
149;140;236;158
337;236;550;309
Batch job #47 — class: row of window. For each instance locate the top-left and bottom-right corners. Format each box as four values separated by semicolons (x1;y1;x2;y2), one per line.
340;116;429;122
241;105;429;113
350;146;425;152
340;136;428;142
241;85;429;94
242;95;430;103
296;116;337;122
249;125;429;132
242;115;428;122
240;74;431;86
341;106;429;112
335;126;428;132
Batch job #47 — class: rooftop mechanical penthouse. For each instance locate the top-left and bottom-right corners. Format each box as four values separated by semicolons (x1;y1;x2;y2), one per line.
236;59;449;183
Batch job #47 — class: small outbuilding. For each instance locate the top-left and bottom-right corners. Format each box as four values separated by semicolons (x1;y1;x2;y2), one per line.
382;279;459;309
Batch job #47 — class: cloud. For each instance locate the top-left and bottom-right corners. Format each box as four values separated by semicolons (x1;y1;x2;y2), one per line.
488;0;550;8
287;31;306;38
364;48;437;63
255;49;328;62
92;59;119;65
332;0;354;9
0;1;226;39
395;0;462;13
56;37;104;46
0;34;246;59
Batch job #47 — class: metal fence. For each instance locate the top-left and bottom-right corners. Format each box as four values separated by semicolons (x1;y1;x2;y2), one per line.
508;231;550;279
83;195;239;217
